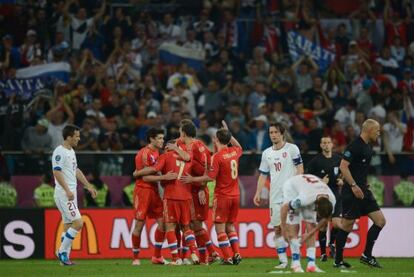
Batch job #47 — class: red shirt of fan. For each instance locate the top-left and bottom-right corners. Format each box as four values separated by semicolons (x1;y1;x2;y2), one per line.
135;145;159;190
153;150;192;200
208;146;242;198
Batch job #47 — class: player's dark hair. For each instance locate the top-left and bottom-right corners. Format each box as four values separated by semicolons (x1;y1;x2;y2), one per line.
320;136;332;142
181;122;197;138
316;197;333;219
269;122;286;135
62;124;80;140
146;127;164;143
216;129;232;145
179;119;193;127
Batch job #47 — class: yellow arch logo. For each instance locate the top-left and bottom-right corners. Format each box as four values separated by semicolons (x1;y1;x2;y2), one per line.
55;214;99;254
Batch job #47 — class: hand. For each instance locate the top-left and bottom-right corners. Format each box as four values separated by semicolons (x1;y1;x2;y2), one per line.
66;190;74;201
221;120;229;130
163;171;178;181
337;178;344;187
165;143;178;152
133;169;139;178
180;174;194;184
253;191;261;206
86;186;98;199
198;190;207;205
301;232;312;244
322;174;329;184
351;184;364;199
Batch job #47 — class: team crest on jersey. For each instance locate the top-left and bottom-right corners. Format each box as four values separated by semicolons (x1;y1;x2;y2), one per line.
282;152;287;158
199;146;205;152
149;155;155;164
55;155;61;161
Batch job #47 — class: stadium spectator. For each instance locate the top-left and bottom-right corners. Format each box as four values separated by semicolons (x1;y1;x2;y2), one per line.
21;118;52;153
0;173;17;207
33;172;55;208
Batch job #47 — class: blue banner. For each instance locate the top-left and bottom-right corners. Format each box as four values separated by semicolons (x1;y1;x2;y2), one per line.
287;31;335;71
0;78;51;99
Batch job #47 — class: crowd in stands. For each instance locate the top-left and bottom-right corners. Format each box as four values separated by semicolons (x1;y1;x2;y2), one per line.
0;0;414;172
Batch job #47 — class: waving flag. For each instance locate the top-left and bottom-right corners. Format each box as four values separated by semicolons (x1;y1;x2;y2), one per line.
159;43;205;71
287;31;335;71
15;62;71;82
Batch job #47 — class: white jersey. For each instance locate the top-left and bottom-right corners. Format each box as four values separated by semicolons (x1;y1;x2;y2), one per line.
259;142;302;204
52;145;78;196
283;174;336;210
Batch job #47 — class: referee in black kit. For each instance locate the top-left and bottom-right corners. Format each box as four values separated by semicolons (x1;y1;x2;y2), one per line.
306;136;343;262
334;119;386;269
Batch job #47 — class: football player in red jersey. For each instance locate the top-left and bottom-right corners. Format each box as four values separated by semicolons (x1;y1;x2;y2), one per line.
182;121;243;265
130;128;177;266
177;120;220;264
135;125;199;265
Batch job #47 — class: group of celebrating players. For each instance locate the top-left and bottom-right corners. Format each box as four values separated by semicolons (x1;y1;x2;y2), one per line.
52;116;386;273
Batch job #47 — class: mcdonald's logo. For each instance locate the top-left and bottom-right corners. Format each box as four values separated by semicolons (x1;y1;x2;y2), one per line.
55;214;99;254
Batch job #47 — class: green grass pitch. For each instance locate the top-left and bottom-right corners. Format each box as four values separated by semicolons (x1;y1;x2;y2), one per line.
1;258;414;276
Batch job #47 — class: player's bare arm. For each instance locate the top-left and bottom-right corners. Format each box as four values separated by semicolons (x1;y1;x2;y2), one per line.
295;163;304;175
340;159;364;199
76;168;97;199
221;120;242;149
142;171;178;182
53;169;74;201
301;218;329;243
165;143;190;161
133;166;156;178
181;174;212;184
254;173;267;206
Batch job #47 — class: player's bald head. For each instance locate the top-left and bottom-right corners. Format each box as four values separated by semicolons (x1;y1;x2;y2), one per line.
362;119;380;132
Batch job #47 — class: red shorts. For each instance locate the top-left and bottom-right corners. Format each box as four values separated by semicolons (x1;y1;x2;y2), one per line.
133;187;163;220
163;199;194;225
212;197;239;223
191;188;209;222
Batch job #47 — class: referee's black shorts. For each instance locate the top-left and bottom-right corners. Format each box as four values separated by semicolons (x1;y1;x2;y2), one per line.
341;188;380;219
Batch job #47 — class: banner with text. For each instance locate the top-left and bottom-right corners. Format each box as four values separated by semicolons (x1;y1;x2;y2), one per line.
44;209;372;259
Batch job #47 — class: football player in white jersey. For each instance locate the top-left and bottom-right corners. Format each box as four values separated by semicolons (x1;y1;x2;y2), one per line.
53;124;97;265
253;122;303;269
280;174;336;273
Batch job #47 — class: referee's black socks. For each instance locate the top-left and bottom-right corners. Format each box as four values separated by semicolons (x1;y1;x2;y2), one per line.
364;224;383;258
329;227;338;245
335;229;349;263
318;231;327;255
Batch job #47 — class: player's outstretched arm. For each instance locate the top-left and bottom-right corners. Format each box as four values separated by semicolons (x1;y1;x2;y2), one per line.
301;218;328;244
133;167;156;178
253;173;267;206
181;174;212;184
76;168;97;198
143;171;177;182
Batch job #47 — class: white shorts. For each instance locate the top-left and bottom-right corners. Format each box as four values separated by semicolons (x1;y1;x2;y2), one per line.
270;203;282;226
286;208;317;225
54;193;81;224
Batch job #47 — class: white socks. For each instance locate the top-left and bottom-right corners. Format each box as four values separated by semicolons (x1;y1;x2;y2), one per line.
275;236;288;264
290;238;301;267
59;227;78;254
307;247;316;267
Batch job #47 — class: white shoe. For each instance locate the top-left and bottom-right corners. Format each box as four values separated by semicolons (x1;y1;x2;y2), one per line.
183;258;192;265
306;265;325;273
191;253;200;265
170;258;183;266
291;264;305;273
132;259;141;266
274;262;288;269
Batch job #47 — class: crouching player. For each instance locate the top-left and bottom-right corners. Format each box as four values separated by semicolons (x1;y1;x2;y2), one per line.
280;174;336;273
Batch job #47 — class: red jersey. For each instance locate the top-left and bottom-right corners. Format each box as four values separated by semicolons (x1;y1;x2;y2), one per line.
153;150;192;200
135;145;160;190
177;138;211;173
207;146;242;198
